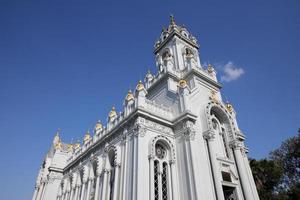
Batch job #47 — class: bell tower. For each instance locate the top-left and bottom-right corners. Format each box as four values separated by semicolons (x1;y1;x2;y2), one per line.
154;15;202;74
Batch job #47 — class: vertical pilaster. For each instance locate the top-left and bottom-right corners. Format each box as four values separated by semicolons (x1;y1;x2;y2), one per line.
232;141;258;200
36;183;44;200
32;186;38;200
101;170;109;200
112;164;121;200
204;131;225;200
170;160;179;200
167;163;173;200
149;156;154;200
85;178;92;200
80;182;86;200
121;135;128;200
94;175;100;200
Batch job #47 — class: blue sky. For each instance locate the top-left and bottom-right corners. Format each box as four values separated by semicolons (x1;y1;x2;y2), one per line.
0;0;299;199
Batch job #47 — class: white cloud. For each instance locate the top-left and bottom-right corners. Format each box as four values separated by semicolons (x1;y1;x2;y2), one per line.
220;61;245;82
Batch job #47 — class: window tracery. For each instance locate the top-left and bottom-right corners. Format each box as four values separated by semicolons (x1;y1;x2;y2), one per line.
211;113;230;159
151;141;171;200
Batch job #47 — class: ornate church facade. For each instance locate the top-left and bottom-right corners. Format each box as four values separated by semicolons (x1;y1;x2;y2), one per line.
32;16;260;200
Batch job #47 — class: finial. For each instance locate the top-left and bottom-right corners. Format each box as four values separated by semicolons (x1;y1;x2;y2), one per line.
83;130;91;143
207;64;215;74
109;106;117;119
225;101;234;113
56;128;61;137
94;120;103;131
136;80;145;91
170;14;176;25
125;89;134;101
179;79;187;88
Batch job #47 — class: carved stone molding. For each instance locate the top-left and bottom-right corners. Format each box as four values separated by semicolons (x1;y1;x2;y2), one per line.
175;120;196;140
203;129;215;140
182;120;195;140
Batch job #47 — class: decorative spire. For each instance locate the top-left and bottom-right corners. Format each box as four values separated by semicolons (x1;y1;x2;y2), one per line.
94;120;103;132
207;64;215;74
226;101;234;113
125;90;134;102
170;14;176;26
136;80;145;91
83;130;91;143
53;128;62;149
74;140;81;149
108;106;117;119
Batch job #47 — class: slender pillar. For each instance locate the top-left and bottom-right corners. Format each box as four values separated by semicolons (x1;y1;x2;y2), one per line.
36;183;44;200
40;181;48;200
85;178;92;200
112;165;121;200
69;187;75;200
101;170;108;200
74;185;79;200
121;137;128;200
32;186;38;200
167;164;173;200
149;156;154;200
158;163;163;200
80;182;86;200
170;161;179;200
94;175;100;200
205;135;225;200
233;145;255;200
243;155;260;199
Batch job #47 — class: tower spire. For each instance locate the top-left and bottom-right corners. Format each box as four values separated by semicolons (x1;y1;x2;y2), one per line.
170;14;176;26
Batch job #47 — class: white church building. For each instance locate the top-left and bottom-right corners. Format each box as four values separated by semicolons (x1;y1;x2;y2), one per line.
32;16;260;200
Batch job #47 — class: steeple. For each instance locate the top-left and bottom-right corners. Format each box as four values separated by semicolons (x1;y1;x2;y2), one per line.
154;16;202;74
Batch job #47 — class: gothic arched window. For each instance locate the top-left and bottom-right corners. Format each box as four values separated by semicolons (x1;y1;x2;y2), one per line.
152;141;171;200
211;114;230;158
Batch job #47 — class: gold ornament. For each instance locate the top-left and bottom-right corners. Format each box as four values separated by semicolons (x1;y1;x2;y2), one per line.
179;79;187;88
83;131;91;143
136;80;145;91
125;90;134;101
94;120;103;131
67;144;74;152
226;102;234;113
55;140;62;150
109;106;117;119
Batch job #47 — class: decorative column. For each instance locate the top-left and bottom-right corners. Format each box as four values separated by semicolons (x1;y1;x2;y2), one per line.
69;185;75;200
85;178;93;200
80;181;86;200
167;163;173;200
170;160;179;200
35;182;44;200
231;140;254;200
157;163;163;200
148;155;154;200
74;183;80;200
112;163;121;200
32;186;38;200
93;172;101;200
204;130;225;200
100;169;109;200
121;134;128;200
